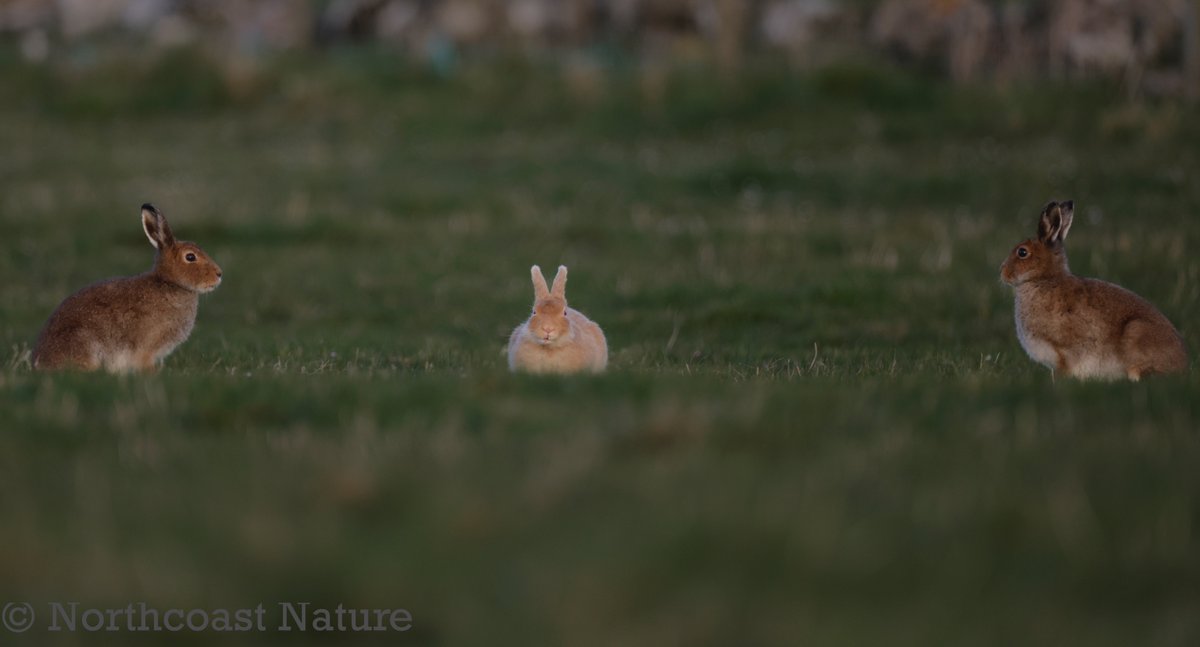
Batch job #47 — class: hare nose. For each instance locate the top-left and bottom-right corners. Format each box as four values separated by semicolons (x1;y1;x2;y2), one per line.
216;270;223;278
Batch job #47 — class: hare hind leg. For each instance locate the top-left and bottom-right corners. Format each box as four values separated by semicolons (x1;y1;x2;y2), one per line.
1121;318;1187;380
34;349;100;372
33;334;102;372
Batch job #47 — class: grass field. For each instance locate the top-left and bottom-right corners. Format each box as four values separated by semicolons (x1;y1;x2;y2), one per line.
1;49;1199;645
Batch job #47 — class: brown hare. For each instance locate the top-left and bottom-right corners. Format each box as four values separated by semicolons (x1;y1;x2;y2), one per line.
508;265;607;374
1001;200;1187;381
33;203;223;373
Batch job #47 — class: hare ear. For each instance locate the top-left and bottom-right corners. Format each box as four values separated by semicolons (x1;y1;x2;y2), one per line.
1037;201;1067;247
141;203;175;250
531;265;549;299
551;265;567;298
1057;199;1074;242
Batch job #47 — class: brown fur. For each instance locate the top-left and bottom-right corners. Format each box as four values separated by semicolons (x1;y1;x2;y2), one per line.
1000;200;1187;381
508;265;608;374
33;204;222;373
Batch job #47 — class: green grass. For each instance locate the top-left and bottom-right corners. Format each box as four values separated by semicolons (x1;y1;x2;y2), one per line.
1;50;1199;645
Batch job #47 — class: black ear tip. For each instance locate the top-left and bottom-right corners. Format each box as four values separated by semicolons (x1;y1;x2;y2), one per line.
1061;200;1074;211
141;203;160;215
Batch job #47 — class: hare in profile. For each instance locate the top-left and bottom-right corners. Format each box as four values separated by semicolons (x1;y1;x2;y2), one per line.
1001;200;1187;381
33;203;223;373
508;265;607;374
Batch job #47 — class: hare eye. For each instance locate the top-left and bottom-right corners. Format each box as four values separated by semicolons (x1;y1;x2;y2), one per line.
185;252;197;262
1017;247;1028;259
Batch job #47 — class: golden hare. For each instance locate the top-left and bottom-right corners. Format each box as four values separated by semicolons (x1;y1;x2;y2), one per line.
508;265;607;374
1001;200;1187;381
33;204;223;373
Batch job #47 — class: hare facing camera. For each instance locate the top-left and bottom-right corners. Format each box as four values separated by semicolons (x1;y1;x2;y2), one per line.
508;265;607;374
33;204;223;373
1001;200;1187;381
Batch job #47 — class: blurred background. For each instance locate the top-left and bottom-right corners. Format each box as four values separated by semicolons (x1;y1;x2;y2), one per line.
3;2;1200;647
2;0;1198;96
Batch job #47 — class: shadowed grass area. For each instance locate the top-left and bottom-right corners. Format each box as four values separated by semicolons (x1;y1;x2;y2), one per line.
1;49;1199;645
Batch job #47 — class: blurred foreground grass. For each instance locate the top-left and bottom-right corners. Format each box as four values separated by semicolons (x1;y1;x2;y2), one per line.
1;48;1199;645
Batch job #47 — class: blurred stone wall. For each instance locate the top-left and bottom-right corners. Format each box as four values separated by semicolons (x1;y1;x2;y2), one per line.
1;0;1197;95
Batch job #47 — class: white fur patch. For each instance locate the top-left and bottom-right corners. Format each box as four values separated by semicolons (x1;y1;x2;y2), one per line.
1065;354;1126;381
1014;313;1059;370
102;350;139;374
